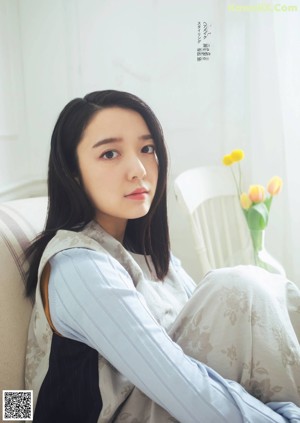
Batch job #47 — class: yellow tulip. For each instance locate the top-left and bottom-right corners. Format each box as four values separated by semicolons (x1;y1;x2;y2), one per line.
230;149;245;162
267;176;283;196
222;154;233;166
240;192;252;210
248;185;265;203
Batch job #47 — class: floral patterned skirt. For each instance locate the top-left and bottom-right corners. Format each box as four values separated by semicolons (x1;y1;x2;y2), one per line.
114;265;300;422
170;265;300;406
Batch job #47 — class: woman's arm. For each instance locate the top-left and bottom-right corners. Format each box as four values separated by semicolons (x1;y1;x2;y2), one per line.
48;248;293;423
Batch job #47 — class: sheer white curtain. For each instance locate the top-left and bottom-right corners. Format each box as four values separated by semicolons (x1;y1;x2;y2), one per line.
274;10;300;284
221;2;300;283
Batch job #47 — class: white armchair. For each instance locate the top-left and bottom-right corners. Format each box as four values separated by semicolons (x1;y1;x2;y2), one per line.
0;197;47;415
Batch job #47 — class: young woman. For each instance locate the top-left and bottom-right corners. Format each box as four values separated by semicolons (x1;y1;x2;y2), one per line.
25;90;300;423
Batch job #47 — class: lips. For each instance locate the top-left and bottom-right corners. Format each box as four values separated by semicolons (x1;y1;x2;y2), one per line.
125;187;149;198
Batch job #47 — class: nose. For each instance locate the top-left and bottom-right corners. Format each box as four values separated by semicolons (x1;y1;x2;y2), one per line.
127;154;146;180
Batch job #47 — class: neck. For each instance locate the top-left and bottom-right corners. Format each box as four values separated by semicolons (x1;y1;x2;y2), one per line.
94;213;127;243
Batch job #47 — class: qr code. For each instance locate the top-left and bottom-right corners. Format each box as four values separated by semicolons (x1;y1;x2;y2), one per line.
2;390;33;421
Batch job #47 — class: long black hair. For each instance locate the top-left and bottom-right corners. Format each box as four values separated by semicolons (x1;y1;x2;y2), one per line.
25;90;170;298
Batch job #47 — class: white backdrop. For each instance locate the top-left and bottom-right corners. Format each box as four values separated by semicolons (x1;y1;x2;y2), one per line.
0;0;299;283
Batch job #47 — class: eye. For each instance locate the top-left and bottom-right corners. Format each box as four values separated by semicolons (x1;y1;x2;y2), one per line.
142;145;156;154
100;150;119;160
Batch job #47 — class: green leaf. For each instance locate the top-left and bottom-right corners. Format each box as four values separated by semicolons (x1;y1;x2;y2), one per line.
247;203;269;230
264;196;273;212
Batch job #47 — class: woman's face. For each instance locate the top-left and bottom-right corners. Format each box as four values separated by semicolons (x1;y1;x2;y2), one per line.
76;107;159;241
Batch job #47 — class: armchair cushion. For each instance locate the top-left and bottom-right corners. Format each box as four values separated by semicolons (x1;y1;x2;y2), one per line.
0;197;47;400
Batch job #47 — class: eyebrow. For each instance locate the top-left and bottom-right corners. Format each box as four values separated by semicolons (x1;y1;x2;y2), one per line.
92;134;153;149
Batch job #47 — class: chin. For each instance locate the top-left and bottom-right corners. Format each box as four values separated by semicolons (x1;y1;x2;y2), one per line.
127;208;151;220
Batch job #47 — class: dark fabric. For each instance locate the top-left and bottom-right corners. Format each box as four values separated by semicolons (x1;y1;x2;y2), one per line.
33;333;102;423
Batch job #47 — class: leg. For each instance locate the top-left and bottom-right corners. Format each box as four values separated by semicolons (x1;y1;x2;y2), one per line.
168;265;300;405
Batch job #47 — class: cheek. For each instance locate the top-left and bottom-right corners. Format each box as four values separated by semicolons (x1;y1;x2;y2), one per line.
152;162;159;184
78;164;102;201
148;156;159;175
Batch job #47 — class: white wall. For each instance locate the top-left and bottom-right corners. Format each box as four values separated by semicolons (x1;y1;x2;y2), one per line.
15;0;225;178
0;1;30;194
2;0;226;281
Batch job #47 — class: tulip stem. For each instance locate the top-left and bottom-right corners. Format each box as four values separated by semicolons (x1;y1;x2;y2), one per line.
230;166;241;196
238;162;242;195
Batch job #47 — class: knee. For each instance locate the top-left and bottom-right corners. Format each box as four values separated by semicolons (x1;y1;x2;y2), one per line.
201;265;281;299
